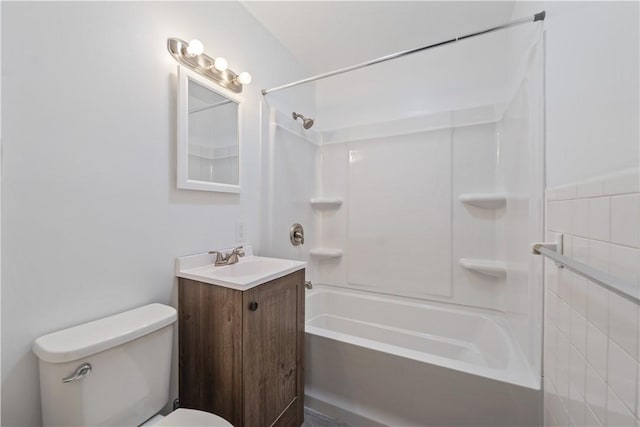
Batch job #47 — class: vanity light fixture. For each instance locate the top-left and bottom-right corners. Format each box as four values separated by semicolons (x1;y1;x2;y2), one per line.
167;37;251;93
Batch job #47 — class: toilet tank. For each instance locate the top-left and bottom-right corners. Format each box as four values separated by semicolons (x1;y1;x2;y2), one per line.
32;304;177;426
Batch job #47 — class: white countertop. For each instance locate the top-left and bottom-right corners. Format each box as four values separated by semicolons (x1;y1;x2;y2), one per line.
176;246;306;291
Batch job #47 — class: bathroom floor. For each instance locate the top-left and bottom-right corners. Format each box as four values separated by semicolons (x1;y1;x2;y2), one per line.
303;408;351;427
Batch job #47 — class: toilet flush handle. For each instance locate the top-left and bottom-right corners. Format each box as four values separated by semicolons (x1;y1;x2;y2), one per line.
62;362;92;383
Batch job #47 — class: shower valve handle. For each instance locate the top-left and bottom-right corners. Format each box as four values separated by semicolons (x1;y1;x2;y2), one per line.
290;223;305;246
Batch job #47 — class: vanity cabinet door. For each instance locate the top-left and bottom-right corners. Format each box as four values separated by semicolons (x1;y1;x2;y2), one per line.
242;270;304;427
178;279;244;424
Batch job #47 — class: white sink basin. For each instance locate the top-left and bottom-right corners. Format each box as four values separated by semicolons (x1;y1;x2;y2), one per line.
176;247;306;290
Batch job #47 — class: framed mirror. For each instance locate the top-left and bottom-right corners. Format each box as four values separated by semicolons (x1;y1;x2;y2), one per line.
177;66;241;193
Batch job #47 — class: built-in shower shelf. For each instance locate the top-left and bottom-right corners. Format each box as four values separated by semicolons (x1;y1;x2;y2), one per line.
459;193;506;209
310;248;343;259
459;258;507;278
310;198;343;209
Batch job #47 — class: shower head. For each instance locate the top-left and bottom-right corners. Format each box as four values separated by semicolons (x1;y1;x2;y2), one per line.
292;112;314;129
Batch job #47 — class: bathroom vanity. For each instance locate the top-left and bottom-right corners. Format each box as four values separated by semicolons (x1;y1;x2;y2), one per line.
176;250;306;427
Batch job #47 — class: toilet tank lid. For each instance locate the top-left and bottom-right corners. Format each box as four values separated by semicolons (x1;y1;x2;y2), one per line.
32;303;177;363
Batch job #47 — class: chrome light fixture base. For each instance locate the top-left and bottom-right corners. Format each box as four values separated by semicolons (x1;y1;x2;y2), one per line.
167;38;243;93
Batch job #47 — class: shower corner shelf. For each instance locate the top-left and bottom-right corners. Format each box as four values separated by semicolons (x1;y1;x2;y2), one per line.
459;193;506;209
309;248;343;259
309;198;343;209
459;258;507;278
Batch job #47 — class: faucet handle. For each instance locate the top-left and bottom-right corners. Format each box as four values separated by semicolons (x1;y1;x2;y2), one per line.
233;246;245;257
208;250;226;263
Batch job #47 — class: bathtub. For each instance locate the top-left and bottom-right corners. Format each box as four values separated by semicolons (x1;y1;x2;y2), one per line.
304;286;541;426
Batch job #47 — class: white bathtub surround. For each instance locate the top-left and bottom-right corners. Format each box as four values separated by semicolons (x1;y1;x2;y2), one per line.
259;22;546;426
259;106;319;273
543;168;640;426
313;115;541;312
346;128;453;299
306;59;544;400
306;286;541;426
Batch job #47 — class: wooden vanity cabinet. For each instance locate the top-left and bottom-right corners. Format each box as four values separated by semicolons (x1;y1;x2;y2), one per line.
178;269;305;427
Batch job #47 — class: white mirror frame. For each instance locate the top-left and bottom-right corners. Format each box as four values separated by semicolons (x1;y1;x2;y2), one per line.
177;65;242;193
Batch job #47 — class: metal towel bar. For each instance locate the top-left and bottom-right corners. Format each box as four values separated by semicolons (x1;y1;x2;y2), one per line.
534;246;640;305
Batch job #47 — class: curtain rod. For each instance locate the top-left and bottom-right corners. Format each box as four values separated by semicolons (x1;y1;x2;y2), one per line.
262;11;545;95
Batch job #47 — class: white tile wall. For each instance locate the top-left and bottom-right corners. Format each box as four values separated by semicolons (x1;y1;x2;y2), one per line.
544;168;640;426
610;195;640;248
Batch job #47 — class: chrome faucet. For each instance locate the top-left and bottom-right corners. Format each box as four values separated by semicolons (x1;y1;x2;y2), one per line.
209;246;245;266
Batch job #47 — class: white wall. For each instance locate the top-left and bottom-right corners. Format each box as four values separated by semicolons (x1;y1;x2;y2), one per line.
1;2;310;426
511;1;639;187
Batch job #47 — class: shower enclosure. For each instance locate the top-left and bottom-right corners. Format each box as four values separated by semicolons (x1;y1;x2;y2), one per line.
261;16;545;426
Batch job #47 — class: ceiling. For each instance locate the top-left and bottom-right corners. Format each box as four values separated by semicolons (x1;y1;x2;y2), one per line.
242;1;516;75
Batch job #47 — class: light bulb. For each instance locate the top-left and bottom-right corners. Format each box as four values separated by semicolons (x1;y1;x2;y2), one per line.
185;39;204;56
213;57;228;72
237;72;252;85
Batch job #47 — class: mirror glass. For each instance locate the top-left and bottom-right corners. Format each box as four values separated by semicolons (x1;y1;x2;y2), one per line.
177;67;241;193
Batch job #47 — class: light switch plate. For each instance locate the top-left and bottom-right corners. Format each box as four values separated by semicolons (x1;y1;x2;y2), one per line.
236;221;246;243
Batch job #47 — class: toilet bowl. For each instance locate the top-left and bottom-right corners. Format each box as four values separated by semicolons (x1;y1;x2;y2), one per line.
32;303;232;427
143;408;231;426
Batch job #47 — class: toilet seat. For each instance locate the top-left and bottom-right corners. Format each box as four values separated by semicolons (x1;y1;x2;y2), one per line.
152;408;233;427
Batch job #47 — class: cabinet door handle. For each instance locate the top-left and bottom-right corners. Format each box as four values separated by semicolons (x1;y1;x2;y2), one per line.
248;301;259;311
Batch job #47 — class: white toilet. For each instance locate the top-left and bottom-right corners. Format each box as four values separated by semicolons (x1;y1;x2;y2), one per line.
32;303;232;426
